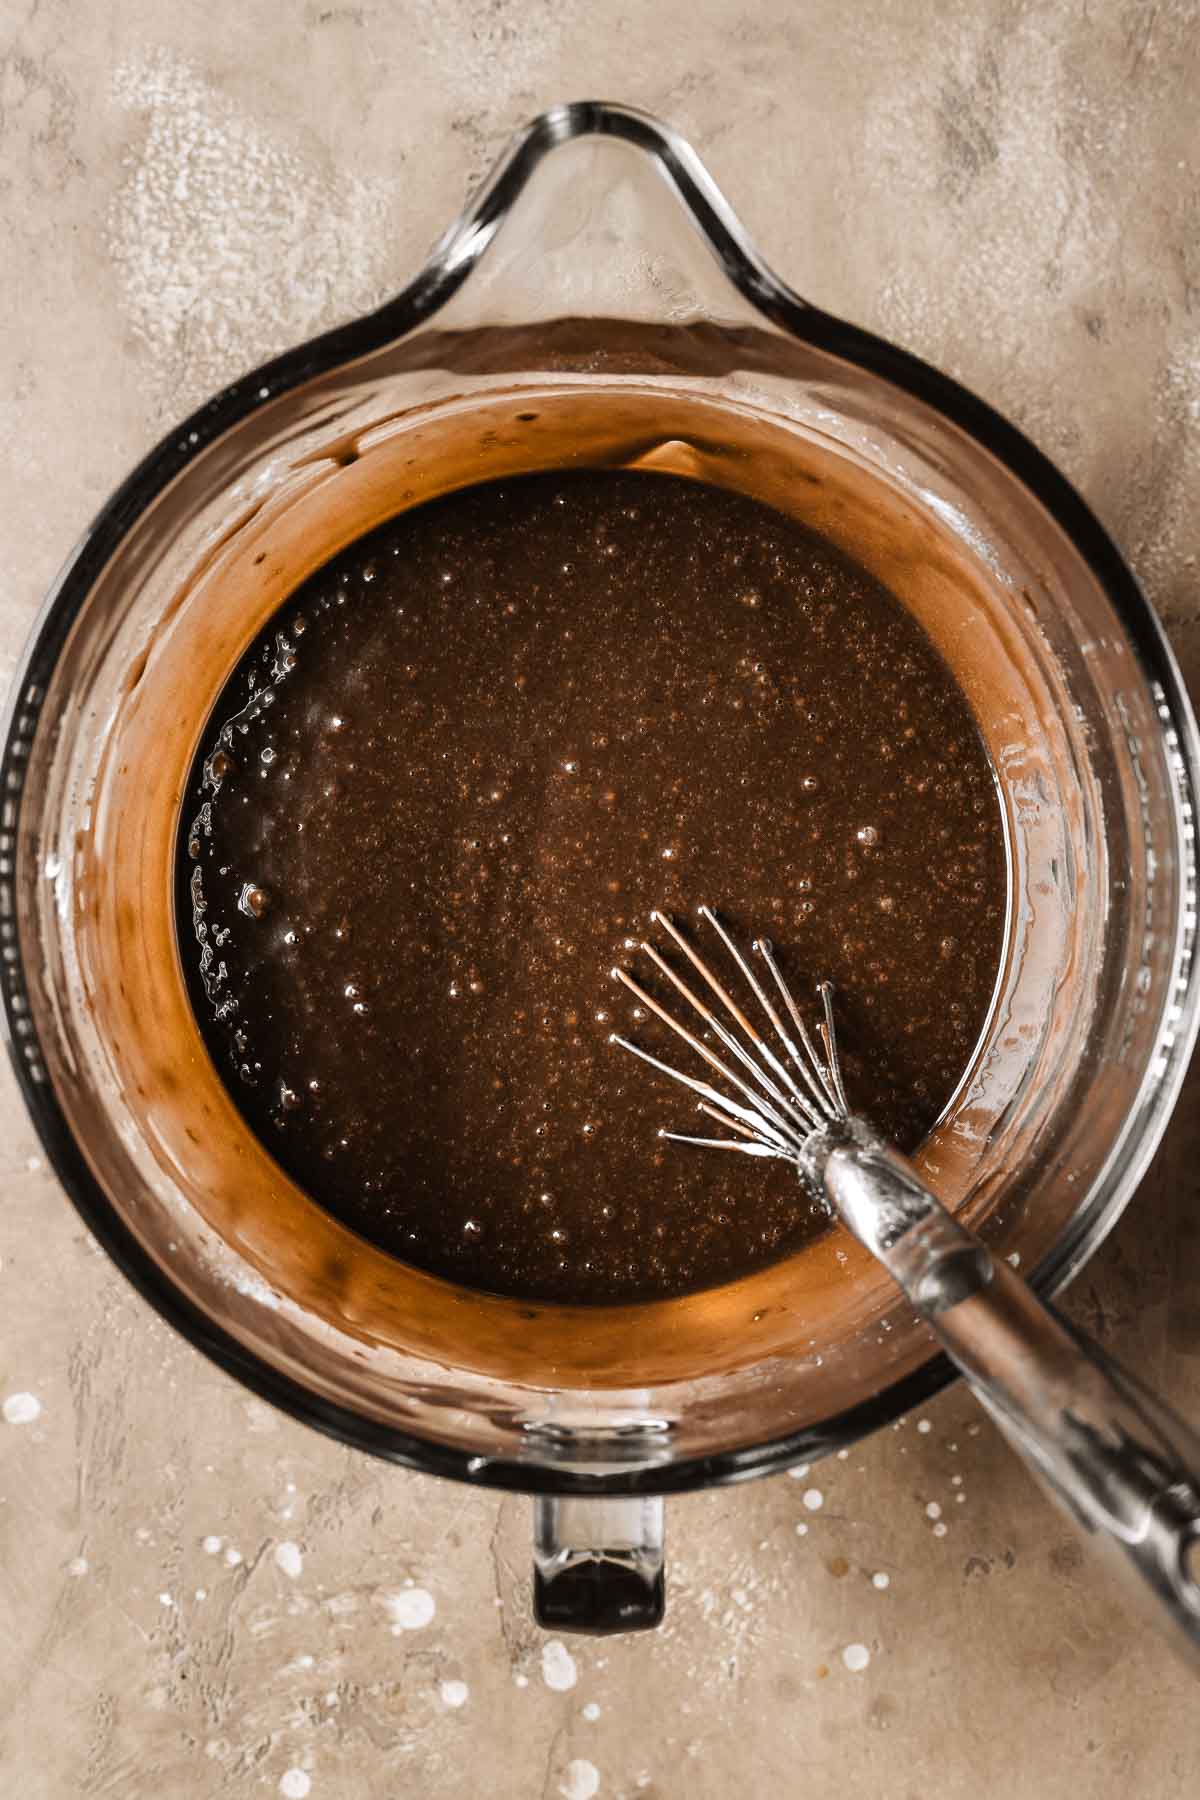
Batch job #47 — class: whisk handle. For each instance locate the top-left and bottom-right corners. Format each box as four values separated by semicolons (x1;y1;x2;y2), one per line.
819;1132;1200;1661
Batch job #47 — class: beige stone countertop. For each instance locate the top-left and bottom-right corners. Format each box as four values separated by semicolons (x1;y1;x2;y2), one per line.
3;2;1199;1795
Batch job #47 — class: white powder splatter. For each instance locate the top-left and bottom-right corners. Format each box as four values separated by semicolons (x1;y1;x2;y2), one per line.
859;6;1200;616
541;1639;578;1691
67;1556;89;1578
786;1463;811;1480
802;1488;824;1512
864;11;1119;421
158;1592;174;1608
107;51;397;411
872;1571;890;1590
514;1672;529;1688
916;1419;932;1434
382;1587;435;1631
410;0;584;121
243;1400;278;1436
440;1679;469;1708
201;1535;223;1555
274;1540;304;1579
582;1701;601;1721
843;1643;871;1673
794;1521;809;1536
560;1759;600;1800
926;1502;942;1520
278;1773;311;1799
933;1521;949;1538
224;1547;243;1567
3;1392;42;1425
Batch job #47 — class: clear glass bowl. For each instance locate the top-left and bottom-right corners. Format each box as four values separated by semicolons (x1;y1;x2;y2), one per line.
2;107;1198;1604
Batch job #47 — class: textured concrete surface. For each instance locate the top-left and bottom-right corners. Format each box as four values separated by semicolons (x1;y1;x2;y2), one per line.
3;2;1200;1795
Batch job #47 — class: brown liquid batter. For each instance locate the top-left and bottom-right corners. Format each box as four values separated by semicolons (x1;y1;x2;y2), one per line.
179;470;1007;1305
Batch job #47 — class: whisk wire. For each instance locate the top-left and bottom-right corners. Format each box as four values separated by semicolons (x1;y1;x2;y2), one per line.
648;910;823;1131
697;906;830;1125
611;1028;801;1154
754;936;840;1118
611;908;849;1163
635;942;817;1135
611;963;806;1150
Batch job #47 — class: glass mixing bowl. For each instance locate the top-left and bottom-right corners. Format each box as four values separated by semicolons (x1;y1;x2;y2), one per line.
3;103;1198;1632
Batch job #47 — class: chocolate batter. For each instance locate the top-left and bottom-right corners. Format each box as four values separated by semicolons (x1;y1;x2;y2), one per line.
178;471;1007;1305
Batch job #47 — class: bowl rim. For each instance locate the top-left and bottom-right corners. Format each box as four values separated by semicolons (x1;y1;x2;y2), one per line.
3;100;1198;1495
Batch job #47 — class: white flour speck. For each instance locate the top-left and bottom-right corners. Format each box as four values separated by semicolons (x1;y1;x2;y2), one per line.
843;1642;871;1673
383;1587;435;1630
802;1488;824;1512
107;51;397;411
926;1502;942;1520
3;1392;42;1425
951;1474;963;1486
195;1588;207;1601
872;1571;890;1590
582;1701;601;1721
933;1521;948;1537
67;1556;89;1578
412;0;585;116
795;1521;809;1536
542;1639;578;1691
787;1463;811;1480
836;1449;850;1460
916;1419;932;1434
514;1672;530;1688
560;1759;600;1800
274;1540;304;1579
440;1679;469;1708
159;1592;173;1607
224;1547;243;1567
279;1772;311;1799
201;1535;223;1555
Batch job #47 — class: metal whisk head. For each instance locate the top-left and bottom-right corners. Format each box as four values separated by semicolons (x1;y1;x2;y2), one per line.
610;905;850;1163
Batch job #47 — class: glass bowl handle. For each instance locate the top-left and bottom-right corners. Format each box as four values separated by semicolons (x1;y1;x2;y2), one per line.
532;1495;665;1635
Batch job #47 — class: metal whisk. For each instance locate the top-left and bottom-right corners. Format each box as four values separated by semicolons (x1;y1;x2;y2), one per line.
611;906;1200;1660
610;904;848;1166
